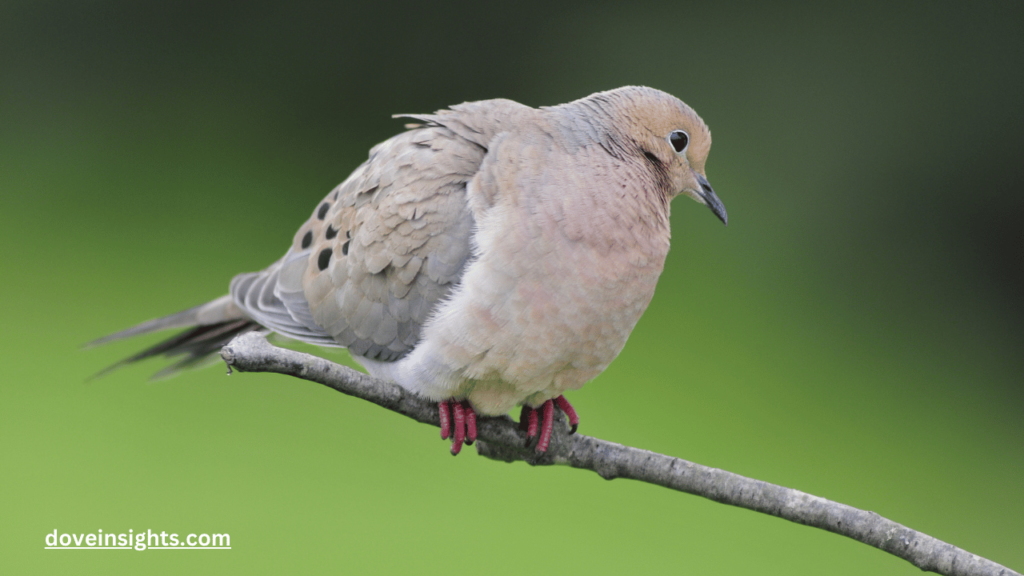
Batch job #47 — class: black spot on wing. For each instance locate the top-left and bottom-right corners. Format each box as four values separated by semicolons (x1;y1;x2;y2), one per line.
326;225;338;240
301;231;313;249
318;248;333;271
317;202;330;220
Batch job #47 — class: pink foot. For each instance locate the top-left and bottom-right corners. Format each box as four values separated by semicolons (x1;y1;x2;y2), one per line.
519;395;580;454
439;399;477;456
553;395;580;434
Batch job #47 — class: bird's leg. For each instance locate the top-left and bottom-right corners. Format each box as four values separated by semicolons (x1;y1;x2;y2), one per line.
518;395;580;453
439;399;477;456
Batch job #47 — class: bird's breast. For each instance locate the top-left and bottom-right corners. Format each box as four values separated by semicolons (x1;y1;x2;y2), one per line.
389;148;675;414
400;193;669;413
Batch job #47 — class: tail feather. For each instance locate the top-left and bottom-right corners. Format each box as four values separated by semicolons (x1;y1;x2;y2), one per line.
87;296;259;380
84;295;244;348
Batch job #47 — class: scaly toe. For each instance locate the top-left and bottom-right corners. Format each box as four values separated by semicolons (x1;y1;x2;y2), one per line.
439;400;452;440
536;399;555;453
463;401;477;446
523;405;539;447
554;395;579;435
451;401;466;455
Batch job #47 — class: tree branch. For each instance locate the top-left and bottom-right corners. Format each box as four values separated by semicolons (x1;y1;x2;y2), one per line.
220;332;1018;576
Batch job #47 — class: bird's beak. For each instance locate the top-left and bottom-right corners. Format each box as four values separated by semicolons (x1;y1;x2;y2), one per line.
695;173;728;225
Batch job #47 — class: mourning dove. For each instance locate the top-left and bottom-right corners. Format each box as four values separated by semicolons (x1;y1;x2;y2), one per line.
91;86;727;454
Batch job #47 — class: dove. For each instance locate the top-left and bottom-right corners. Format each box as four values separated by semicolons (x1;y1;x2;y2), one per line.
91;86;727;455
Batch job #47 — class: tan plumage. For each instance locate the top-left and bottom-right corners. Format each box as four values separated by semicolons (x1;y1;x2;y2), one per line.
92;86;726;448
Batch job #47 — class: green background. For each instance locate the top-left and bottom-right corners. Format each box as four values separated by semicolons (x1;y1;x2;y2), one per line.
2;1;1021;574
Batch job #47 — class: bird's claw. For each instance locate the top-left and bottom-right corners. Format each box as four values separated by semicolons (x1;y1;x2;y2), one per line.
439;399;477;455
519;395;579;454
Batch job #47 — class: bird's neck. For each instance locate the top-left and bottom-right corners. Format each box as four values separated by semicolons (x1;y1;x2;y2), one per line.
558;155;673;268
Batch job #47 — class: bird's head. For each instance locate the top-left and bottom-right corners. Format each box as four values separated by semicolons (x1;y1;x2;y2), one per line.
592;86;728;225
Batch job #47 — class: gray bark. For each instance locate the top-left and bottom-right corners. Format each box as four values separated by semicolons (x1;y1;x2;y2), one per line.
220;332;1019;576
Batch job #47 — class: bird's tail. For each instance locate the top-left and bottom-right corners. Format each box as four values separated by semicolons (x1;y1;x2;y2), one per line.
85;295;261;380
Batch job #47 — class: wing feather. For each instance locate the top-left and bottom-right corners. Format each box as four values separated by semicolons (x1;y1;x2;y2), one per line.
229;100;533;361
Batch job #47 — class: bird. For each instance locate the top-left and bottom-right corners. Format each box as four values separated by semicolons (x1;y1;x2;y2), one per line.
89;86;727;455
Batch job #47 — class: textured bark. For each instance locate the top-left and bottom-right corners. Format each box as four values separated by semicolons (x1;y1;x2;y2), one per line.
221;332;1019;576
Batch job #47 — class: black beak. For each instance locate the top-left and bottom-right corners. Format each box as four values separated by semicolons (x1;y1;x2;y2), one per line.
696;174;728;225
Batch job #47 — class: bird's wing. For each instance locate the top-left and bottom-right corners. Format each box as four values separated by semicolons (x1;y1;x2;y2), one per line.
231;100;532;362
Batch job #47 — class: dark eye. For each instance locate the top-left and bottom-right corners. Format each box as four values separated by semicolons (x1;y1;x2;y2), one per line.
669;130;689;153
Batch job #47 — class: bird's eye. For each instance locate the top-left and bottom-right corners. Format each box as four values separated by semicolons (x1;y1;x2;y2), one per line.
668;130;689;153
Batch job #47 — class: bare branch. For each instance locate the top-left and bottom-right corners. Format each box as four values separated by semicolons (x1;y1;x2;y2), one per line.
220;332;1019;576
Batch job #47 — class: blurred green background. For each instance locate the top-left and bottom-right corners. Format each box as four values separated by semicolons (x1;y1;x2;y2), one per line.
2;0;1021;574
